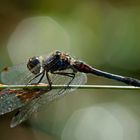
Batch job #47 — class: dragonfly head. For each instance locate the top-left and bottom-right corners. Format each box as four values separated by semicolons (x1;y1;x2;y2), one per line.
27;56;44;74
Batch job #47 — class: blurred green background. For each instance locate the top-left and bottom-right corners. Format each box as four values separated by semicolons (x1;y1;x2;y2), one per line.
0;0;140;140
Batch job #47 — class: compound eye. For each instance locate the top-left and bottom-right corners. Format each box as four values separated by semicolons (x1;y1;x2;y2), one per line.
28;57;39;67
27;57;41;74
32;58;40;66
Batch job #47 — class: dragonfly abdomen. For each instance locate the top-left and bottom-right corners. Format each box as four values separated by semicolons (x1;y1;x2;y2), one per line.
73;60;140;87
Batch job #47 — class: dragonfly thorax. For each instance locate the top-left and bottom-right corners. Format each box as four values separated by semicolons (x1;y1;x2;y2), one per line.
27;56;44;74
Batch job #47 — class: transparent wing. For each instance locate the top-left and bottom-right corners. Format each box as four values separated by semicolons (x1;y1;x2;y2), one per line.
0;62;47;85
0;89;25;115
0;87;49;116
48;70;87;98
10;71;87;128
10;98;39;128
1;62;32;85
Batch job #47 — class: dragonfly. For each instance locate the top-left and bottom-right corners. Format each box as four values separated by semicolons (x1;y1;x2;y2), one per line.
26;50;140;87
1;50;140;128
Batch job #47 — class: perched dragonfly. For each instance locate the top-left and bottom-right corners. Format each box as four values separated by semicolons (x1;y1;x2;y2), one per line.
26;50;140;87
1;50;140;128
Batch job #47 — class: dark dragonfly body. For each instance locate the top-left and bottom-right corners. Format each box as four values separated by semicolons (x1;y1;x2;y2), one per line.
1;50;140;127
27;50;140;87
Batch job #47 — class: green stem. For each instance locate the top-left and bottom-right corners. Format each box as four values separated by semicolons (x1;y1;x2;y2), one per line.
0;84;140;90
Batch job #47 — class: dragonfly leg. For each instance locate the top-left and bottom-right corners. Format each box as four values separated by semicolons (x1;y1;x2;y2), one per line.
27;71;45;84
51;71;76;96
52;71;76;86
36;71;45;83
52;71;75;77
46;72;52;90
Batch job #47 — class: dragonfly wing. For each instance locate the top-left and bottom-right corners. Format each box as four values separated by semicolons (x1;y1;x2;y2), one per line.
0;86;48;116
45;71;87;102
28;70;87;108
1;62;34;85
10;98;40;128
0;89;26;115
10;71;87;127
30;71;87;115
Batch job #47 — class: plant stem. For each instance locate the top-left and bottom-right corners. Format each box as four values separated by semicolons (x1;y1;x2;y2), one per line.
0;84;140;90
